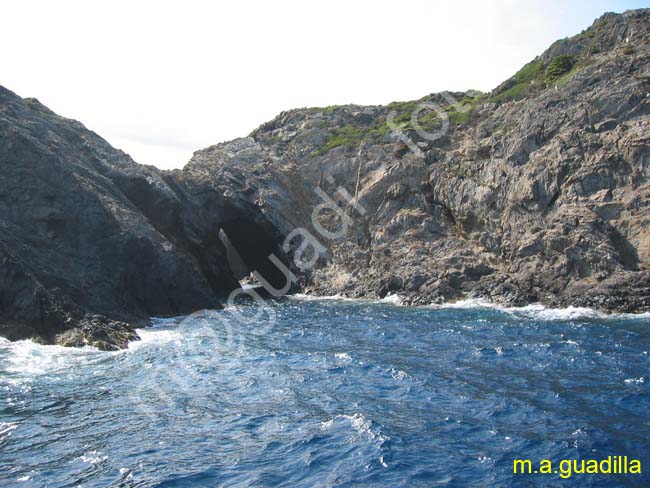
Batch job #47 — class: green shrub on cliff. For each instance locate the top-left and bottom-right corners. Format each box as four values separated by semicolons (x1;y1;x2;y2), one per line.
490;81;530;103
513;59;545;83
545;55;575;82
448;109;473;124
489;59;545;103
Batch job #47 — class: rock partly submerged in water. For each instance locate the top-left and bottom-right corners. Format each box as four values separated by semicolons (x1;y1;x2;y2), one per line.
55;315;141;351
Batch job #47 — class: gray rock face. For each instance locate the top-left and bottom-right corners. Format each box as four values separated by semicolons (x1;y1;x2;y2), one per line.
2;9;649;349
0;87;242;347
178;9;650;313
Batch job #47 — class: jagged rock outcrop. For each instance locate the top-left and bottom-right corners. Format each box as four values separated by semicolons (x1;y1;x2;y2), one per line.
0;87;244;348
1;9;649;349
178;9;650;312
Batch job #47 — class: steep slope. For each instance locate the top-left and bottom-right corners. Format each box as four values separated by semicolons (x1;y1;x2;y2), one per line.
0;87;243;348
181;9;650;312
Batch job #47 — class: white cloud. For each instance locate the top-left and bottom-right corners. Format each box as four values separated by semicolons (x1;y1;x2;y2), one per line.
1;0;642;169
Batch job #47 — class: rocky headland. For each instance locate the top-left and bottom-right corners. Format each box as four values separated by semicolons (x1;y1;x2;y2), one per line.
1;9;649;348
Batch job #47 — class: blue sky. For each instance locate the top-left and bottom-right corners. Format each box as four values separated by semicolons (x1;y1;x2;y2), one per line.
2;1;648;168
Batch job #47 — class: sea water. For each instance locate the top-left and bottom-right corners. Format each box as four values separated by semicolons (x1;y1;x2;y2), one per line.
0;297;649;487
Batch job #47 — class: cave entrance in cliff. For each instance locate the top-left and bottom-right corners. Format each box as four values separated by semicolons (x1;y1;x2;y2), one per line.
218;229;251;282
218;217;293;294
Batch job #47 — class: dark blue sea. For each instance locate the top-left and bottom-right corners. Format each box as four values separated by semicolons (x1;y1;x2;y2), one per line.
1;297;649;487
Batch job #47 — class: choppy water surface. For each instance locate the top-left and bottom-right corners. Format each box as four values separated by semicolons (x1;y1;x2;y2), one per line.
1;298;649;487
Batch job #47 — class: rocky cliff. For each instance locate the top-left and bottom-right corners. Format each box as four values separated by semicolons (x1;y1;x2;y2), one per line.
1;9;649;348
179;9;650;312
0;87;246;348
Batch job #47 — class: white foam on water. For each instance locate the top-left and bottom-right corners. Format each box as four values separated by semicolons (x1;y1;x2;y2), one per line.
77;450;108;465
0;327;182;375
290;292;406;306
289;293;647;320
290;293;354;302
381;293;403;305
0;421;18;440
624;377;645;385
321;413;373;437
615;311;650;319
391;368;410;381
431;298;495;309
148;315;187;328
507;304;605;320
571;428;587;437
429;299;650;321
127;328;182;351
0;339;102;376
320;412;389;446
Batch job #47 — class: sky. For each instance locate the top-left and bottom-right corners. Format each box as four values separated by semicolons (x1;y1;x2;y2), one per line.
2;0;648;169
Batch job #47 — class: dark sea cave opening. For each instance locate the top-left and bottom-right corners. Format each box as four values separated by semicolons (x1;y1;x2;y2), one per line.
218;215;295;295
